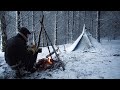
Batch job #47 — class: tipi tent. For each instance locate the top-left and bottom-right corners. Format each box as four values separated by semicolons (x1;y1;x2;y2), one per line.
66;24;101;52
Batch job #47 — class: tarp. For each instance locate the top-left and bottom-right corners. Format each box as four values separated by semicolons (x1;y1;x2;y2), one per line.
66;24;96;52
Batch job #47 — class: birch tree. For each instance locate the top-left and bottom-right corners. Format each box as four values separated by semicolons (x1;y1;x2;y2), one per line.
54;11;58;46
31;11;36;45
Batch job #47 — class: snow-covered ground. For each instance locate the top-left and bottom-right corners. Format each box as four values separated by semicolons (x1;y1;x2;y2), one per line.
0;39;120;79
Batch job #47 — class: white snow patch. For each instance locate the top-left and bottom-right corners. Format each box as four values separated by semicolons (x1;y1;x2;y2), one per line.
0;39;120;79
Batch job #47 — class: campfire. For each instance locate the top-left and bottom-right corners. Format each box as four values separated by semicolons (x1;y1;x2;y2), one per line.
35;56;55;71
35;56;65;71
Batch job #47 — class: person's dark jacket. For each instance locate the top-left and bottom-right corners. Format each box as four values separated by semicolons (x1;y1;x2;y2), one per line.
4;33;37;70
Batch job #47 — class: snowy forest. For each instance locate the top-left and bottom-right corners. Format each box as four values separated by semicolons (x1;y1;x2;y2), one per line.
0;11;120;79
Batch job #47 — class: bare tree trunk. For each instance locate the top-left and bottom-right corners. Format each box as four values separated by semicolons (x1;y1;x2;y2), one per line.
90;11;94;36
17;11;21;31
20;12;23;27
31;11;36;45
84;11;86;25
70;11;74;43
113;29;117;40
16;11;18;33
1;11;7;52
79;11;81;32
96;11;100;43
27;11;30;45
67;11;69;43
0;19;1;50
54;11;58;46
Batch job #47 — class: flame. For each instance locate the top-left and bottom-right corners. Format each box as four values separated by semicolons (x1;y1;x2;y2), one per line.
47;56;52;64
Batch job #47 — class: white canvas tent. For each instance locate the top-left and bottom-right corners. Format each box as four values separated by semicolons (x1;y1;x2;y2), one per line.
66;24;101;52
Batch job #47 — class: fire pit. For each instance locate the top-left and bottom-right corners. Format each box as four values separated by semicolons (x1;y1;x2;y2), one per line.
35;56;65;71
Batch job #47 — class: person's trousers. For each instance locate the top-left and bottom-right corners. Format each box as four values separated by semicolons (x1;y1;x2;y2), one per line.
25;52;38;71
